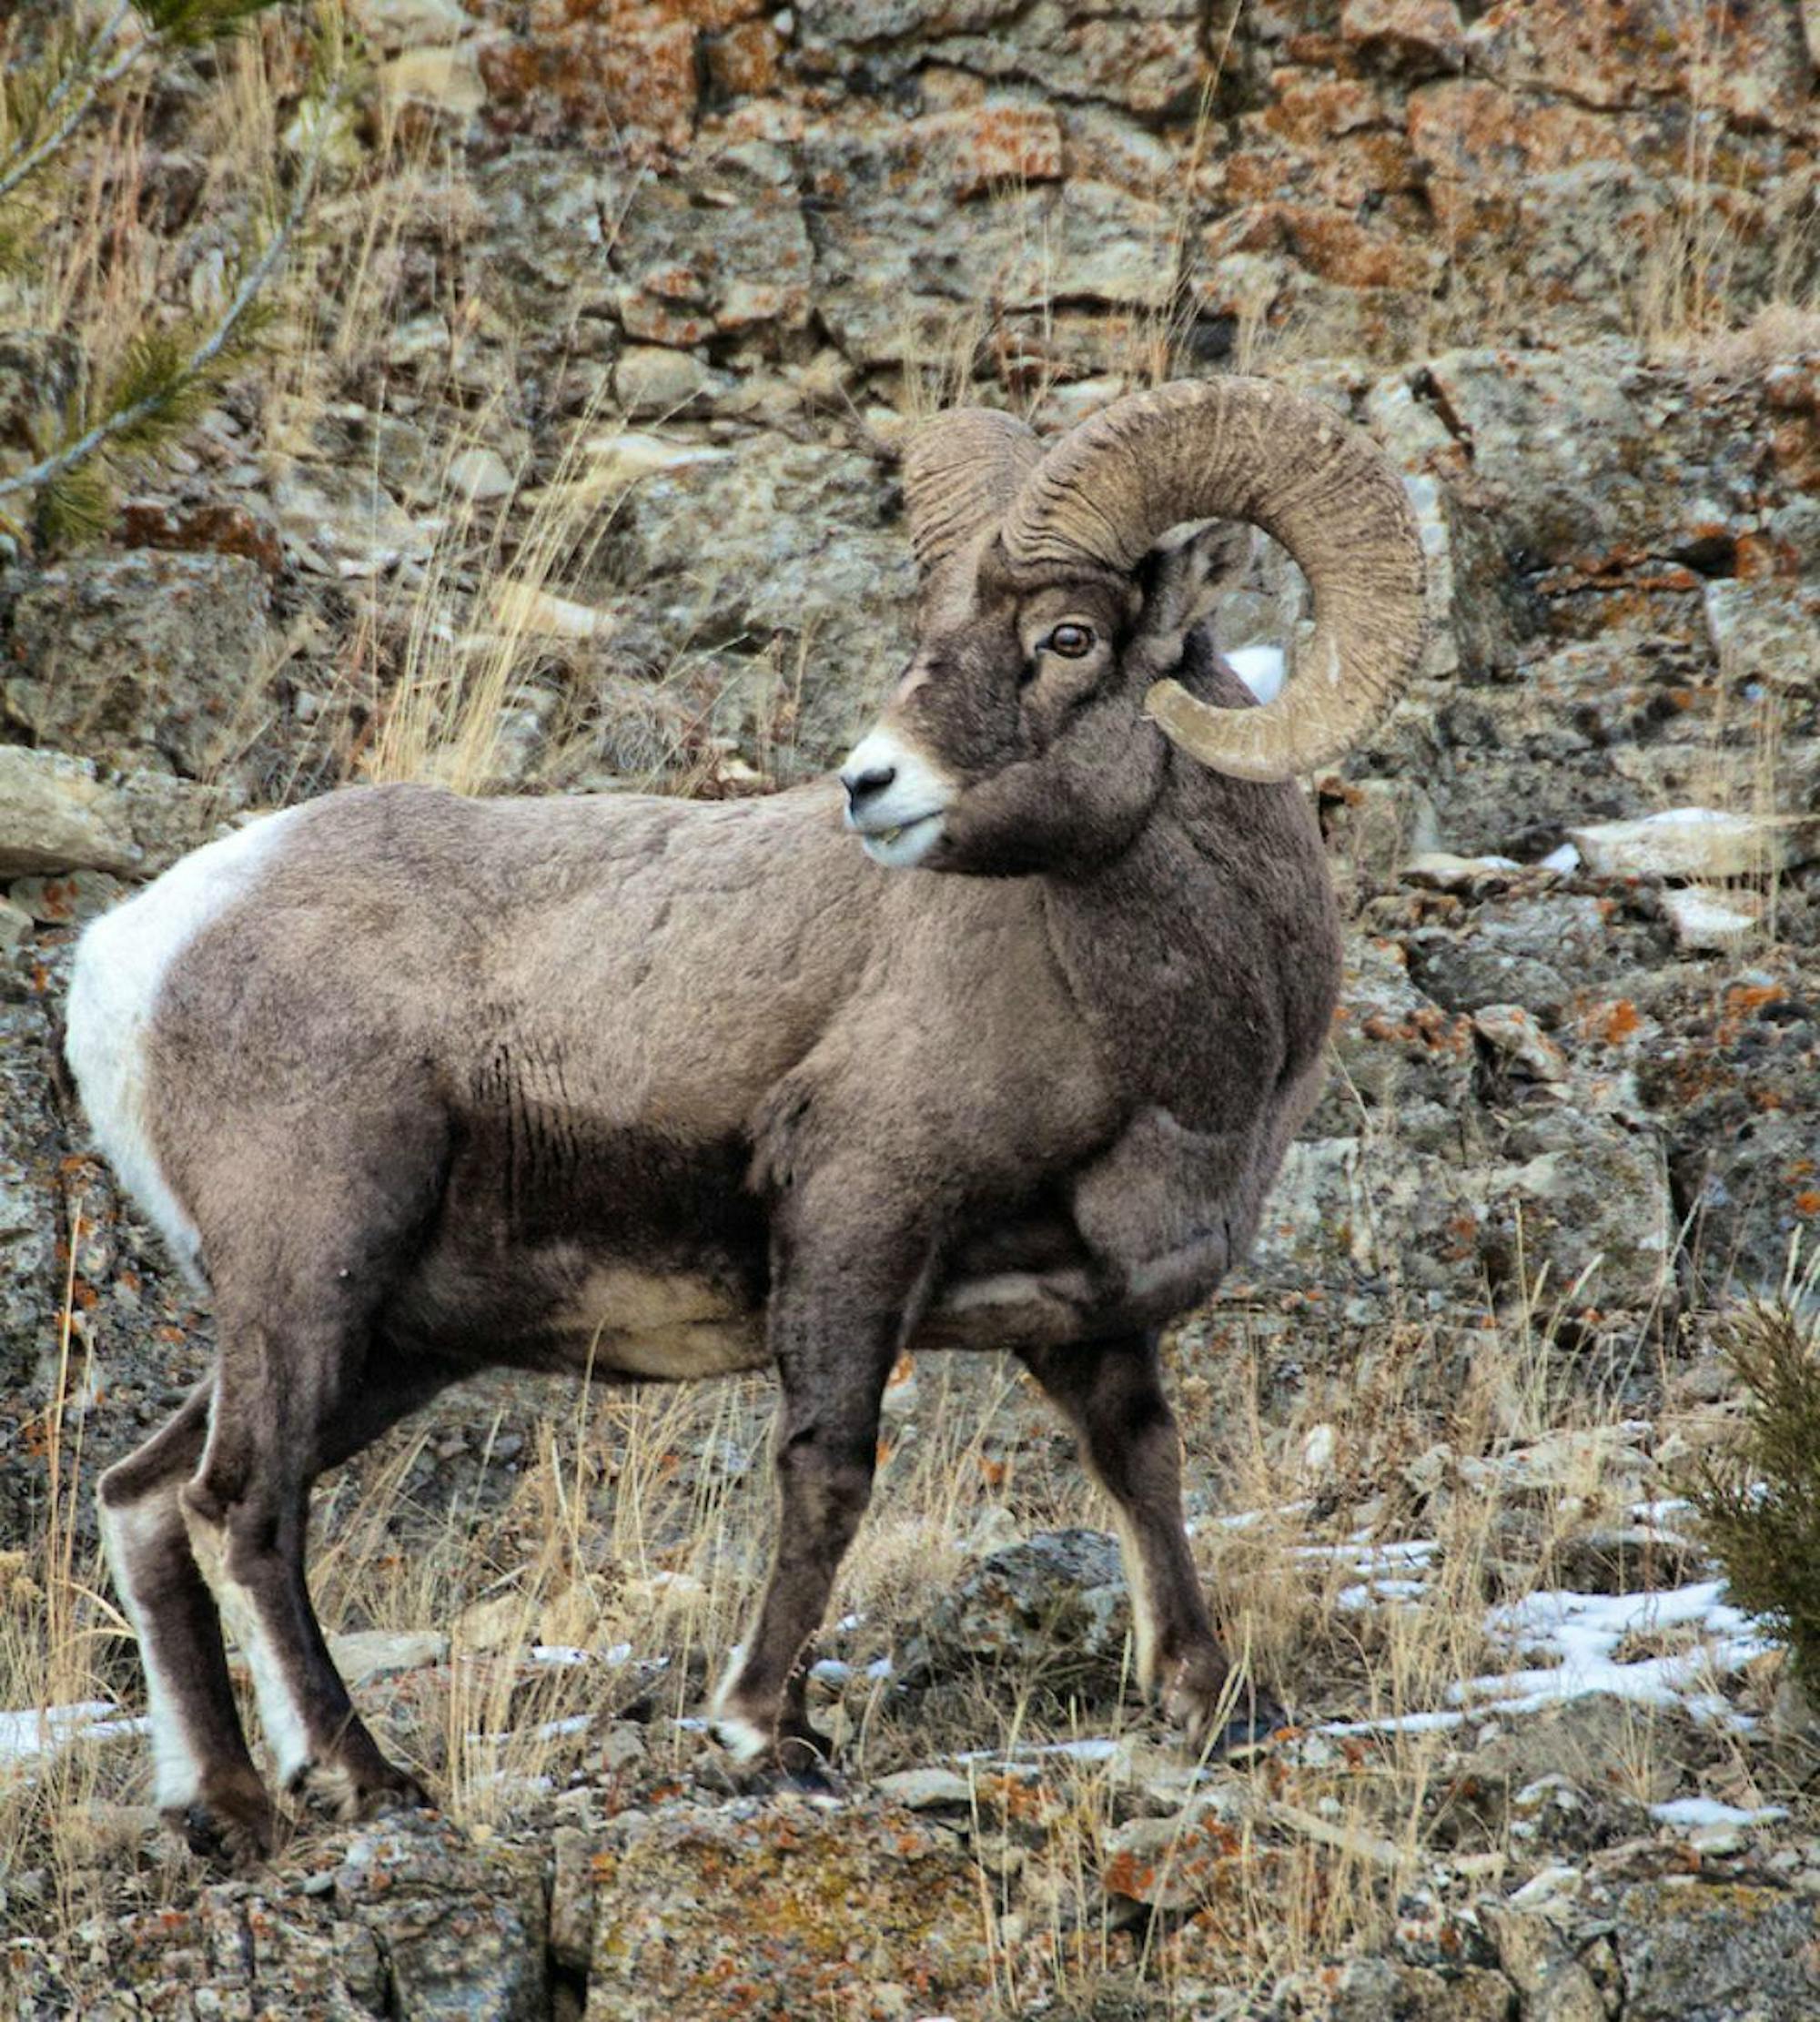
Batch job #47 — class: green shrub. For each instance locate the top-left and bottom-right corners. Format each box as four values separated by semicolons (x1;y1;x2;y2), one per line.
1690;1303;1820;1686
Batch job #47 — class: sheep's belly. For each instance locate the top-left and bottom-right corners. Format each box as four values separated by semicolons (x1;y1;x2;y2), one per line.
552;1267;768;1379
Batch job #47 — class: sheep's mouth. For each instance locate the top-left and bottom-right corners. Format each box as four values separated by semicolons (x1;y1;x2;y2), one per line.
856;809;944;867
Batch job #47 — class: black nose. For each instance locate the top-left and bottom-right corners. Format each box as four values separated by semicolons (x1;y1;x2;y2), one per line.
843;763;896;810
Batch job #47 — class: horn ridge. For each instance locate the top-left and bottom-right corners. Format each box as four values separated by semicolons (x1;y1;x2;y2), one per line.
903;408;1043;572
1000;379;1426;781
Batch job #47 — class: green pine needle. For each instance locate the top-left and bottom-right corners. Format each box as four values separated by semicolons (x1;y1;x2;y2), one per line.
1690;1305;1820;1687
134;0;288;48
36;462;113;548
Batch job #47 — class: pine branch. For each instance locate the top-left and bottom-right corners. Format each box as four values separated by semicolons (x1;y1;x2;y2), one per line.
0;1;286;206
0;7;140;207
0;69;338;514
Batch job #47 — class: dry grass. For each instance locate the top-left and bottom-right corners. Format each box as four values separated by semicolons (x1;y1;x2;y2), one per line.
5;1202;1774;2017
9;14;1817;2015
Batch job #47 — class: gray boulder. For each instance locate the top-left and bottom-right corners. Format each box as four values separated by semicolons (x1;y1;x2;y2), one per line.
5;551;271;781
910;1527;1133;1692
0;745;139;877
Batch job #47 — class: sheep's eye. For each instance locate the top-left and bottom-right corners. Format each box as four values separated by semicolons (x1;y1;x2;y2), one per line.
1046;622;1095;659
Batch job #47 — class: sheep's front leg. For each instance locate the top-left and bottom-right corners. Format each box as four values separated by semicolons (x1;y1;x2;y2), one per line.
1018;1333;1283;1754
713;1189;919;1774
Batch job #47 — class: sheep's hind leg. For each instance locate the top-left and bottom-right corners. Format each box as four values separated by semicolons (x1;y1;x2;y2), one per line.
1017;1333;1284;1755
180;1299;455;1827
98;1378;277;1865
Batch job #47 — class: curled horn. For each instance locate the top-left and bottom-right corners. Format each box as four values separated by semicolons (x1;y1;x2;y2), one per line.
903;408;1044;573
998;379;1426;782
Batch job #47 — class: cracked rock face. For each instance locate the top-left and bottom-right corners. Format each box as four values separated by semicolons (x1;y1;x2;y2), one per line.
5;0;1820;2015
5;1815;549;2022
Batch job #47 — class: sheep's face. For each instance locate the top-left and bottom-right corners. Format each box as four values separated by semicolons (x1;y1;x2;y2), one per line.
840;521;1250;876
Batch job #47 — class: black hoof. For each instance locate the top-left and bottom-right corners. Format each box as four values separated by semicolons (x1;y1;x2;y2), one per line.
773;1757;845;1798
167;1788;278;1870
289;1757;433;1823
1206;1693;1290;1762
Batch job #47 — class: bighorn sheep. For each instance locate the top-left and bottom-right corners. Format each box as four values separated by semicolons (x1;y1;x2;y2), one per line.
64;378;1424;1860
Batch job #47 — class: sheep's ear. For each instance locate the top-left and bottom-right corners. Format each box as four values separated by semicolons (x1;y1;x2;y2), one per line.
1134;519;1253;649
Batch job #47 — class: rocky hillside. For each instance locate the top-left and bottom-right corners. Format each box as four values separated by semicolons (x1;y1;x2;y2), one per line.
3;2;1819;2018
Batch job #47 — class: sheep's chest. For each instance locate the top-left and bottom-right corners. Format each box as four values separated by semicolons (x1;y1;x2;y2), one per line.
918;1104;1268;1352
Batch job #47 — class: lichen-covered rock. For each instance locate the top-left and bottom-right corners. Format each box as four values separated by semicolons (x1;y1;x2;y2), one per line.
1320;1956;1514;2022
0;331;85;473
4;1815;546;2022
609;142;814;347
0;745;140;877
1704;577;1820;696
1339;0;1468;77
601;430;913;769
1612;1879;1820;2021
1481;1898;1614;2022
586;1797;996;2020
4;552;271;780
1633;967;1820;1299
908;1527;1132;1692
1466;0;1815;129
478;0;737;156
798;0;1209;116
476;150;628;311
0;996;66;1391
804;106;1178;368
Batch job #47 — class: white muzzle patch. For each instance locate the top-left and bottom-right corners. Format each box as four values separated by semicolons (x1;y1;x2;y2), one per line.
837;729;954;870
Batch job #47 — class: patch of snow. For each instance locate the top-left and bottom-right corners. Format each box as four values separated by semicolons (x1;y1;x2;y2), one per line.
1298;1538;1438;1565
1448;1582;1772;1728
1336;1578;1428;1611
529;1641;641;1668
1320;1708;1468;1737
463;1712;594;1746
1649;1795;1788;1831
1208;1501;1311;1532
0;1702;147;1770
1509;1864;1582;1911
1539;842;1581;874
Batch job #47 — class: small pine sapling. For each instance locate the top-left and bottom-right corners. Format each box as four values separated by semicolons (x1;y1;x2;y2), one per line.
1690;1303;1820;1689
0;0;337;549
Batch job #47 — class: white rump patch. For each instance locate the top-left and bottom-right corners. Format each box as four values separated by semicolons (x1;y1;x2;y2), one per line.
1226;645;1286;705
64;807;303;1284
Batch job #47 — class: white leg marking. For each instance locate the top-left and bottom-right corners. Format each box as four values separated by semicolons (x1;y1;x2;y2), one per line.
1104;1501;1160;1695
63;805;305;1284
181;1503;315;1786
100;1492;206;1811
709;1645;772;1764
